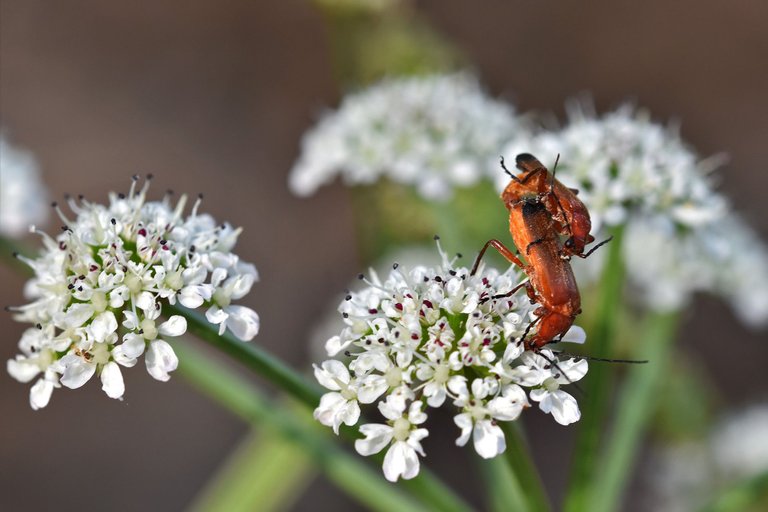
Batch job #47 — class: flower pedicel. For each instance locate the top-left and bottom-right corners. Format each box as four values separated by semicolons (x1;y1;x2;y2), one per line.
6;176;260;409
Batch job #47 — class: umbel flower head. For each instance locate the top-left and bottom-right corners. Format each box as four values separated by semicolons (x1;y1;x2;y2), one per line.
0;134;49;237
7;176;260;409
290;73;521;200
502;103;768;325
313;239;587;482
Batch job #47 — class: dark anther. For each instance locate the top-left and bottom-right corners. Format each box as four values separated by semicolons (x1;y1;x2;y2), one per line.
433;234;440;240
118;193;126;199
132;174;140;181
449;270;456;276
342;312;349;318
456;253;463;258
147;173;154;180
12;252;19;258
434;276;442;282
110;218;117;225
392;263;399;269
36;323;42;329
345;294;352;301
357;273;364;280
51;201;58;207
198;193;204;199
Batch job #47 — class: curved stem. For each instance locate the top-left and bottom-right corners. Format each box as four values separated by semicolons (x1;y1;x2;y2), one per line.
564;226;625;512
699;471;768;512
174;341;427;512
590;310;680;512
499;422;552;512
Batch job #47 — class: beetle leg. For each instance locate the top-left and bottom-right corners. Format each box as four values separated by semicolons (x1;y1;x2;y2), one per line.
471;239;527;275
485;280;529;302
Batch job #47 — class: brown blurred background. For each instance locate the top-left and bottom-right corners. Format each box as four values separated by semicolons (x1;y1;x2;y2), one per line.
1;1;766;510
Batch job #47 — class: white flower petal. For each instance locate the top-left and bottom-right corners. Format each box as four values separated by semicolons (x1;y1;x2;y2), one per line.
473;419;506;459
60;357;96;389
145;340;178;382
223;305;260;341
158;315;187;337
30;378;54;410
100;361;125;399
355;424;394;456
90;311;118;343
7;358;41;383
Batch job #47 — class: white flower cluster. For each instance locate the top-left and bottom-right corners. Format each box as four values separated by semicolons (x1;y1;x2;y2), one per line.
0;134;49;237
502;104;768;324
313;242;587;482
290;73;520;200
7;177;260;409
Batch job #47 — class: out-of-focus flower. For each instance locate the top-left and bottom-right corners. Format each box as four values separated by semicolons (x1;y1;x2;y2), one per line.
501;104;725;232
290;73;521;200
7;176;259;409
0;134;48;237
502;104;768;325
647;403;768;512
313;240;587;480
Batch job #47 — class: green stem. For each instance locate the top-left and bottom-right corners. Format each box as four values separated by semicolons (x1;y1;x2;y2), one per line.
169;305;471;512
168;304;324;406
699;471;768;512
564;226;625;512
499;422;552;512
590;310;680;512
190;425;315;512
173;341;427;512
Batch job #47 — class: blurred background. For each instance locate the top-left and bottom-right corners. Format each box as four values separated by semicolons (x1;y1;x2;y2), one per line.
1;1;766;510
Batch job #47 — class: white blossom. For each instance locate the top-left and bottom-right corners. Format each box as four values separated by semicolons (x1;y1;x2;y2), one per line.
502;103;768;325
7;176;260;408
0;134;48;237
313;240;587;479
290;73;522;200
355;397;429;482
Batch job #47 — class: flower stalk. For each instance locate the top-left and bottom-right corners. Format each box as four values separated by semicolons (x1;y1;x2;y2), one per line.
173;341;428;512
564;226;625;512
589;310;679;512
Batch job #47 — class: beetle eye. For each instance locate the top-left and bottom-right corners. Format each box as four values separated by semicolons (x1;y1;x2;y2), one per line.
565;238;574;248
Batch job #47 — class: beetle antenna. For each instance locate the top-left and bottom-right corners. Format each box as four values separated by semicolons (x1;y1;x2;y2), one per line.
579;236;613;259
550;350;648;364
536;350;583;394
500;156;522;182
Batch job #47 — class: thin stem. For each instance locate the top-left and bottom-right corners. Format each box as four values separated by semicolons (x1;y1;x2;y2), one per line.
564;226;625;512
590;310;680;512
699;471;768;512
173;341;427;512
168;305;472;512
499;421;552;512
483;455;528;512
190;426;315;512
168;304;324;406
